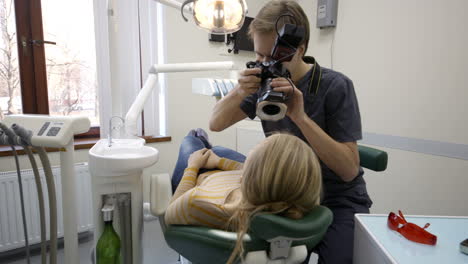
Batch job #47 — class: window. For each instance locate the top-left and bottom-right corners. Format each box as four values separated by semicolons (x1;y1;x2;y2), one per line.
0;0;99;137
0;0;22;118
42;0;99;126
1;0;167;140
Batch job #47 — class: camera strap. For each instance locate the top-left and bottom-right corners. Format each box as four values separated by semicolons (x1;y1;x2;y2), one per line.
307;57;322;96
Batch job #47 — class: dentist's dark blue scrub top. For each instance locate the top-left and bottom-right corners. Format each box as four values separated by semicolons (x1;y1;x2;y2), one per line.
240;56;372;213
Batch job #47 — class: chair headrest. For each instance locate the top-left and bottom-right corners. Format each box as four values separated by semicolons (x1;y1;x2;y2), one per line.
249;205;333;241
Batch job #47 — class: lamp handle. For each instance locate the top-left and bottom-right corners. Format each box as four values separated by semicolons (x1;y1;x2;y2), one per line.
181;0;195;22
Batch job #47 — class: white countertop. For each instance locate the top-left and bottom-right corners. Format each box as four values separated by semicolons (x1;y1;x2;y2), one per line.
355;214;468;264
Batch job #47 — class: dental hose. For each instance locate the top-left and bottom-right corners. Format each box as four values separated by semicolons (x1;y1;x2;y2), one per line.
11;146;31;264
24;146;47;264
36;146;58;264
11;124;47;264
0;125;31;264
11;123;56;264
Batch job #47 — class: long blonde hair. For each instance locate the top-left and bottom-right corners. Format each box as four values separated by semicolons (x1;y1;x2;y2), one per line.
248;0;311;57
227;134;322;263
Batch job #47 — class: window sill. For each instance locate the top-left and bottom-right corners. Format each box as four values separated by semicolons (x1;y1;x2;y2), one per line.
0;136;171;157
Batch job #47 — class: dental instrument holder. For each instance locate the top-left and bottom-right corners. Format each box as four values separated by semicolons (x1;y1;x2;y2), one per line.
2;114;90;264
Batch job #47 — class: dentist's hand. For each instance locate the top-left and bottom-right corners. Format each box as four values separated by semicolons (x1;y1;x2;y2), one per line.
235;68;262;98
204;150;221;169
187;148;210;170
271;77;307;123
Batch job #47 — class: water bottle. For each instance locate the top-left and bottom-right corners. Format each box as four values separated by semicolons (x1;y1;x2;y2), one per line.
96;205;121;264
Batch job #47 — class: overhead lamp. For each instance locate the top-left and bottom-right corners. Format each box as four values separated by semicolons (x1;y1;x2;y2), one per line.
179;0;248;34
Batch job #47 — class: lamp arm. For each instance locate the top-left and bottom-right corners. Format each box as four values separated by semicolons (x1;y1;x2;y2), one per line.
153;0;192;14
125;73;159;137
124;61;236;137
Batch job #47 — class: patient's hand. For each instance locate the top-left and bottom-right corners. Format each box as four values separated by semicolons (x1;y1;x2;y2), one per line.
188;148;210;169
204;150;221;169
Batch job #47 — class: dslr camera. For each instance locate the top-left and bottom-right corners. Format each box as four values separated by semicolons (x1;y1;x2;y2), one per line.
246;21;305;121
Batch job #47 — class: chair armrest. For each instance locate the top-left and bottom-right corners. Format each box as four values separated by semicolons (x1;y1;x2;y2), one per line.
358;145;388;171
150;173;172;216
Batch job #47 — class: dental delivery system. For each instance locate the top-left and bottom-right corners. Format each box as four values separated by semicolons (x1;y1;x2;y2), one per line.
1;115;90;264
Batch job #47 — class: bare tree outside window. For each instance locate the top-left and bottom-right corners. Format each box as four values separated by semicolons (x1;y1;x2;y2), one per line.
0;0;99;135
0;0;21;120
46;46;92;116
43;0;99;125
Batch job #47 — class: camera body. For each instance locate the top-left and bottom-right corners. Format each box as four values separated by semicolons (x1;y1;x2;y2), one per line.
246;60;291;121
246;22;305;121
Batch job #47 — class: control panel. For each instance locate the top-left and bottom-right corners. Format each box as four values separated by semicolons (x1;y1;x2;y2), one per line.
2;114;91;147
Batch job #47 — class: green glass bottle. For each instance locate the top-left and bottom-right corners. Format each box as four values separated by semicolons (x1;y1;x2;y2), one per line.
96;205;121;264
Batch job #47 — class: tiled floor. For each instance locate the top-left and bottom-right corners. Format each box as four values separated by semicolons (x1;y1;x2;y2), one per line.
0;219;318;264
0;219;179;264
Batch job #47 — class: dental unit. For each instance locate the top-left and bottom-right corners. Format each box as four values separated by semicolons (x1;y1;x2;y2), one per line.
1;115;90;264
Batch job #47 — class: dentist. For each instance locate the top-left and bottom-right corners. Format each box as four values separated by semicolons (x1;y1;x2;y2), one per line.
209;1;371;263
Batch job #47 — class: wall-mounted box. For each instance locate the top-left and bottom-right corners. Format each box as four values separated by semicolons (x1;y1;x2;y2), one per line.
316;0;338;28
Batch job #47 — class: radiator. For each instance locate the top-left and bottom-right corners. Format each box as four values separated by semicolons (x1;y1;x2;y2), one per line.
0;162;93;253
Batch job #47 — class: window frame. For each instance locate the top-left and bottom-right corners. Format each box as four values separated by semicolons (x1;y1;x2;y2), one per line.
12;0;100;138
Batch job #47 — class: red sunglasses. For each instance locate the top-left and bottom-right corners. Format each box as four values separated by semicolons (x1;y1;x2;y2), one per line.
387;210;437;245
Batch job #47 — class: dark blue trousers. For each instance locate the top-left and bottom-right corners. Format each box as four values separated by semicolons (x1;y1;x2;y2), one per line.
307;205;369;264
171;135;246;192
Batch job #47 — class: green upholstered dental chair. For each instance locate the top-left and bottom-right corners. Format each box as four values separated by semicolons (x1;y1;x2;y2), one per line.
149;145;388;264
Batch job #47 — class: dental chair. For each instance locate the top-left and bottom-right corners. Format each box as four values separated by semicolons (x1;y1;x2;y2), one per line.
149;144;388;264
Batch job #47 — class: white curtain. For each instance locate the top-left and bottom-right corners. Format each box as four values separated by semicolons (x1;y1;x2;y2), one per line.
93;0;165;138
140;0;167;137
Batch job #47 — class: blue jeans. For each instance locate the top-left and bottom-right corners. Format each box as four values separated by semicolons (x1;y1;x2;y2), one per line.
171;135;246;192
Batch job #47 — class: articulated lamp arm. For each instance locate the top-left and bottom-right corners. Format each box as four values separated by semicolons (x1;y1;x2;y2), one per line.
124;61;236;137
153;0;192;13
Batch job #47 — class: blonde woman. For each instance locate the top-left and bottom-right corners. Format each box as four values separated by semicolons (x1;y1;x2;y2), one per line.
166;130;322;263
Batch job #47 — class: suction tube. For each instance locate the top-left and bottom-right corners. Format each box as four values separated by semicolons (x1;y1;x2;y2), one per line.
36;147;58;264
11;146;31;264
24;147;47;264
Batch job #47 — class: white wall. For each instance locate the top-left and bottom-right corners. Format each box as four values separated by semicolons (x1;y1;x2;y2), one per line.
1;0;467;218
299;0;468;216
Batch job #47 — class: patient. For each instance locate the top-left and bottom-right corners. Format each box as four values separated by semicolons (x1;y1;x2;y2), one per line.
165;129;322;263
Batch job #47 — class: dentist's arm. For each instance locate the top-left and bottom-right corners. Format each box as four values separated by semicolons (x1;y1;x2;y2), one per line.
209;68;261;131
272;78;360;182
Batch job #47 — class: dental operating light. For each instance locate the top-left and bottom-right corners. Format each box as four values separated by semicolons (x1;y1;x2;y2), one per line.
158;0;248;34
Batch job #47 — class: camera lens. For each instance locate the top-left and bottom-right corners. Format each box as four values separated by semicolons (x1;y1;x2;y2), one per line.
262;104;281;115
